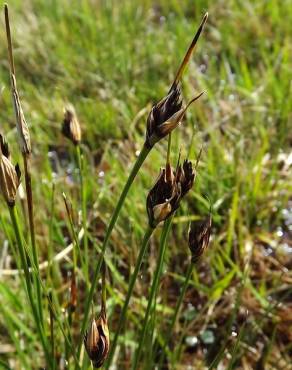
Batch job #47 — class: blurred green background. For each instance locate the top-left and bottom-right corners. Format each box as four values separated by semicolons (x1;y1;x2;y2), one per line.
0;0;291;369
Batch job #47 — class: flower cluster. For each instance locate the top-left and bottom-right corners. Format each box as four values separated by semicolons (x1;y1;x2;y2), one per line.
147;159;196;228
145;85;203;148
0;134;21;207
62;105;81;145
84;311;110;368
188;214;212;263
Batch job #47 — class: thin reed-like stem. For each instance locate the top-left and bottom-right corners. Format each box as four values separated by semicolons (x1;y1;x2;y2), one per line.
63;193;79;272
8;206;51;367
105;226;154;368
77;144;151;358
48;292;56;370
101;259;107;313
157;262;193;369
132;217;173;369
23;154;43;327
76;145;89;283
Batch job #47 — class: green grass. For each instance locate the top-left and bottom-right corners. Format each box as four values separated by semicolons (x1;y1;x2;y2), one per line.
0;0;291;369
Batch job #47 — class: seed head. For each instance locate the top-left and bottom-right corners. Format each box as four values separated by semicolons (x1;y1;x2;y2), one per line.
0;134;10;158
62;105;81;145
0;136;21;207
144;12;208;148
145;88;203;148
147;163;181;228
84;312;110;368
4;5;31;155
177;159;196;198
10;74;31;155
188;214;212;263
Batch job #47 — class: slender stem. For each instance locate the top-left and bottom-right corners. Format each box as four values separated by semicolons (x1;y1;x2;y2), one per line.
8;206;51;367
23;154;43;327
105;226;154;368
158;262;194;369
101;260;107;313
48;292;55;370
63;193;78;272
76;145;89;284
132;217;172;369
47;183;56;282
77;144;151;358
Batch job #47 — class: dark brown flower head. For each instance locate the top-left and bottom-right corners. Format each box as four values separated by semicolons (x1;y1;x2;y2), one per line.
0;134;10;158
145;87;203;148
62;105;81;145
84;311;110;368
178;159;196;198
188;214;212;263
0;138;21;207
145;83;182;148
144;12;208;148
147;163;181;228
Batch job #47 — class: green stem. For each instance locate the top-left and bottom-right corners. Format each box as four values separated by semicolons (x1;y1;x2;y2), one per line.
8;206;51;367
23;154;43;328
48;292;56;370
76;145;88;284
132;218;172;369
47;184;58;283
158;262;194;369
63;193;79;273
77;144;151;358
105;226;154;368
101;260;107;313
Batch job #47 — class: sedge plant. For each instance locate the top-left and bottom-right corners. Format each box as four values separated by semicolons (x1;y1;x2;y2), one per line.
107;143;201;366
78;12;209;359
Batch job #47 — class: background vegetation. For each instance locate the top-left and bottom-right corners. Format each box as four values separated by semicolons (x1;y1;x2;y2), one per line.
0;0;291;369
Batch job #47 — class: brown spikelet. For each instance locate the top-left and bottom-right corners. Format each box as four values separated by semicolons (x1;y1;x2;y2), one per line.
84;311;110;368
144;12;208;148
62;105;81;145
10;74;32;154
188;214;212;263
0;134;10;158
0;140;21;207
4;5;31;155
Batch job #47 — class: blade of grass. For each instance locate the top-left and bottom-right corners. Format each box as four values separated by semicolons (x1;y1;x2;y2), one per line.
105;225;154;368
132;217;173;369
157;262;193;369
75;144;89;284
